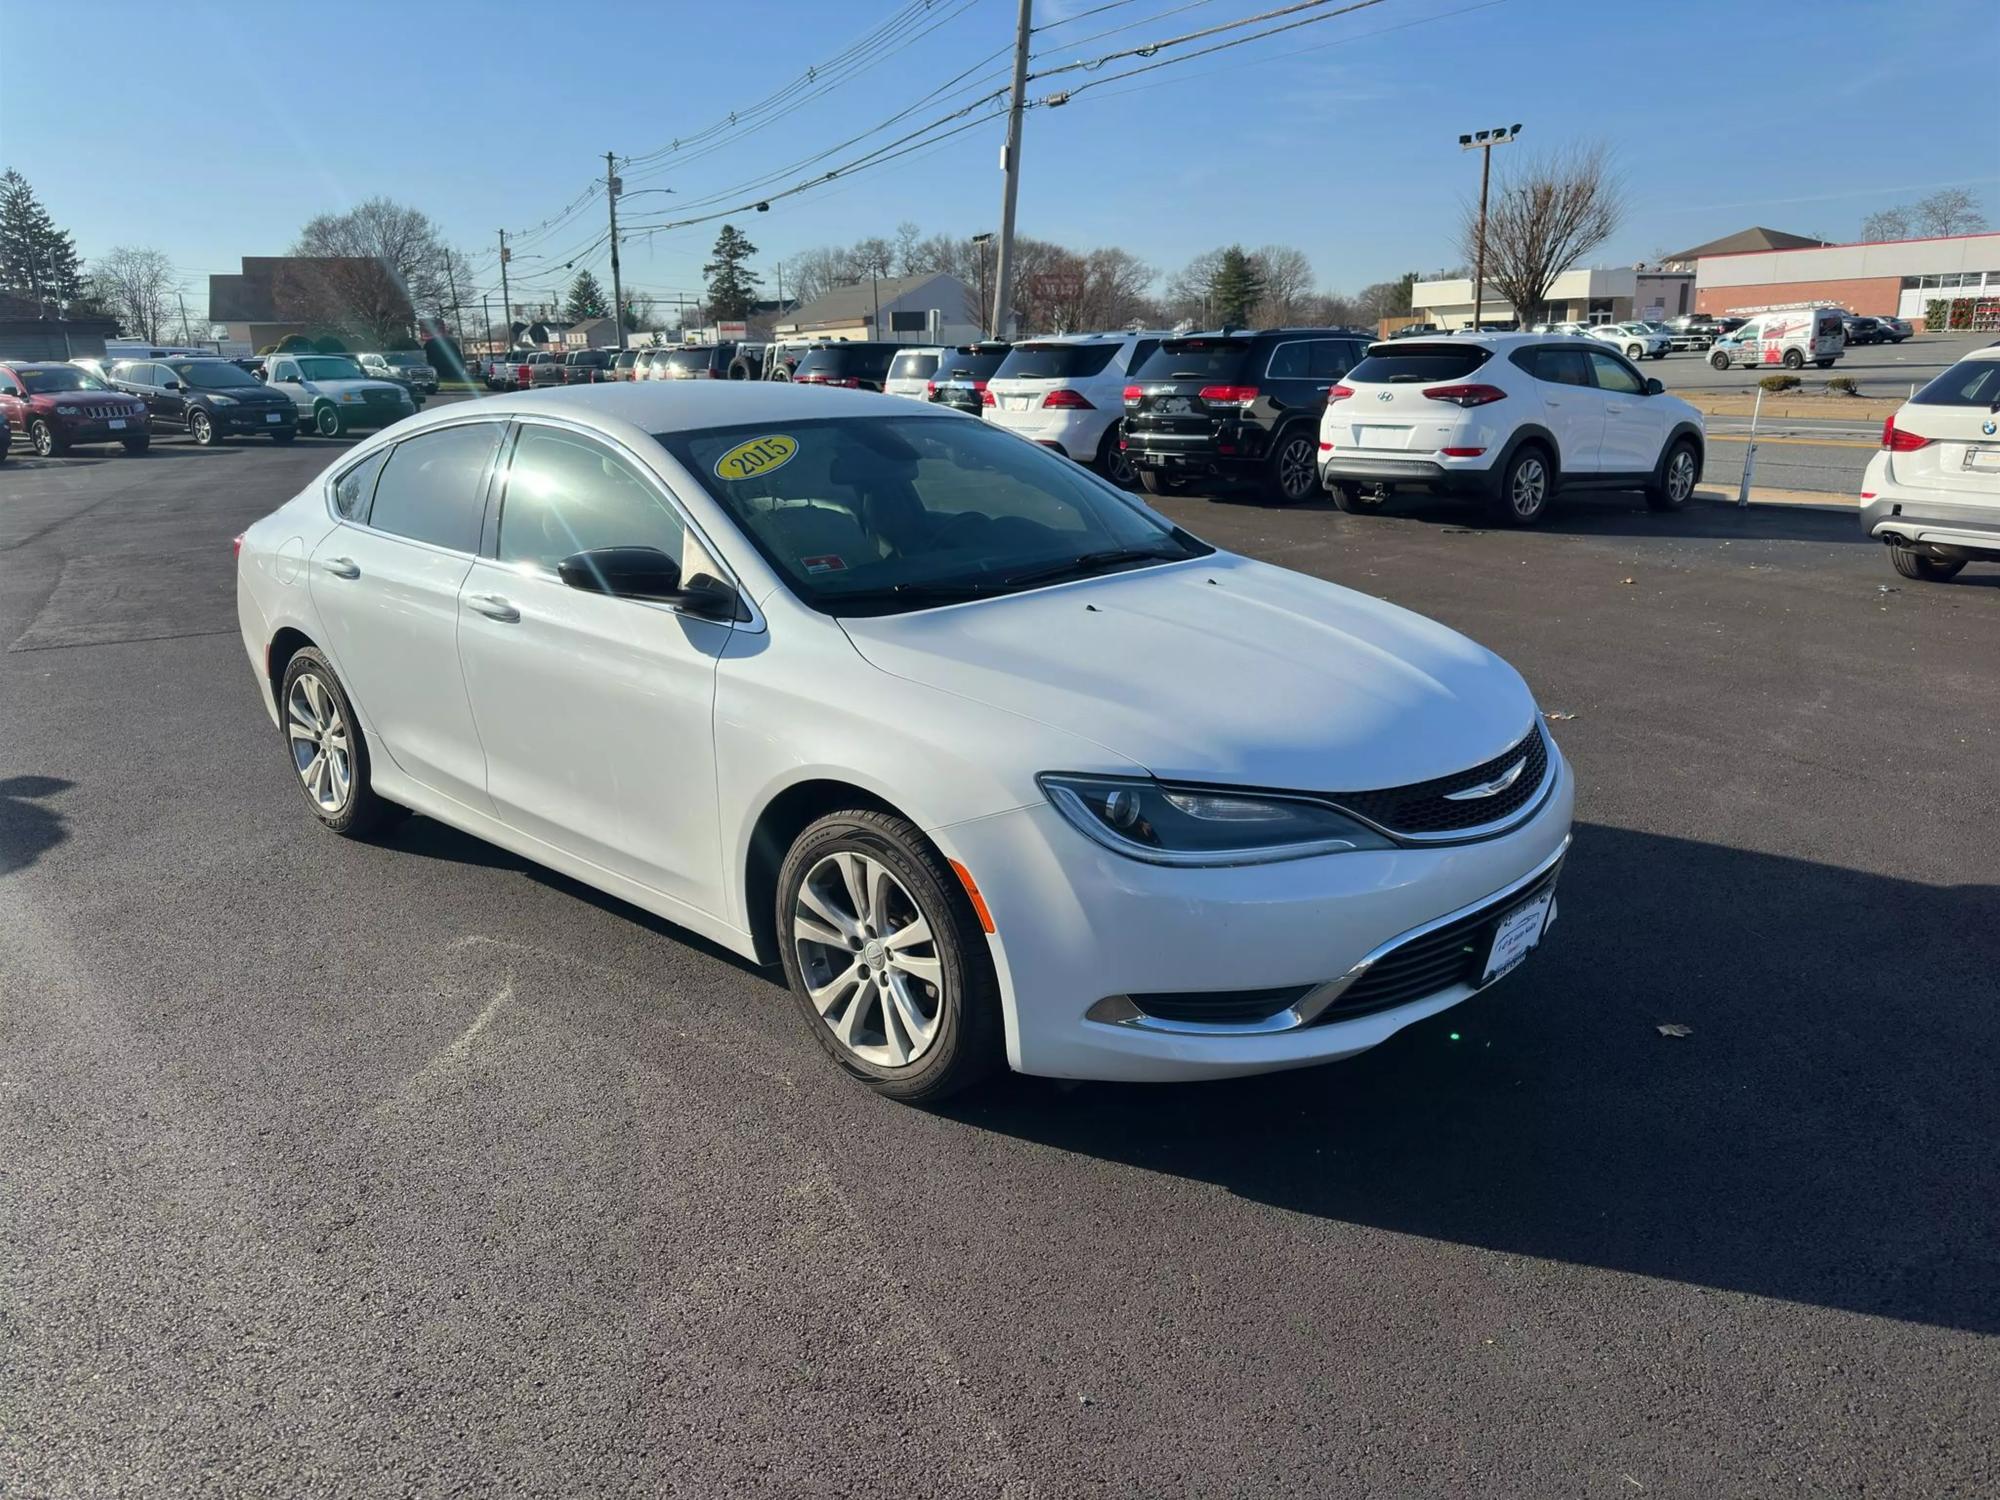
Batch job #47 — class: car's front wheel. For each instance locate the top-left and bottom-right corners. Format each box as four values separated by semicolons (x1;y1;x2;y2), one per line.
1491;443;1554;526
189;409;216;446
1888;544;1966;583
1709;351;1730;371
313;403;342;438
1647;438;1698;511
777;810;1001;1103
279;648;396;836
29;419;63;457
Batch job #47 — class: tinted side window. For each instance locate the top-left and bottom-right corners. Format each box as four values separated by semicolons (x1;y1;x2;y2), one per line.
1128;339;1160;371
333;448;391;521
1311;340;1361;380
1266;342;1311;379
1587;350;1644;395
498;426;685;572
1518;347;1592;387
270;360;298;381
365;423;503;551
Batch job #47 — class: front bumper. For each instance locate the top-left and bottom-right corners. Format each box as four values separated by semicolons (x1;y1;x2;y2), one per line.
338;399;416;430
1321;452;1499;497
933;748;1575;1082
218;406;296;433
52;415;146;444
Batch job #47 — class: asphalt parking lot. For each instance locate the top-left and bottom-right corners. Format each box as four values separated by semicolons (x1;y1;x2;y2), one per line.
3;426;1996;1498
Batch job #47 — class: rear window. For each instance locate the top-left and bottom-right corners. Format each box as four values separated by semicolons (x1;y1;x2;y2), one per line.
1912;358;2000;408
995;342;1119;380
663;348;712;372
938;347;1010;382
794;345;898;380
1346;345;1493;384
889;352;939;381
1129;338;1253;382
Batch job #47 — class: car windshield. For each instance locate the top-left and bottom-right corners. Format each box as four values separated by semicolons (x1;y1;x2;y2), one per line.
298;356;364;380
385;352;426;367
994;342;1118;380
1912;358;2000;408
1130;338;1252;382
170;360;262;389
17;366;106;392
656;415;1210;617
1346;345;1493;383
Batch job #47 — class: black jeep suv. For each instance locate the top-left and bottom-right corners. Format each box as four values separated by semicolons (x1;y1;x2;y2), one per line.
1121;327;1372;502
928;341;1012;415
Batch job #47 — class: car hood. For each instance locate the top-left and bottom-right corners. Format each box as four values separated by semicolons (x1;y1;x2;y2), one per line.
839;553;1538;790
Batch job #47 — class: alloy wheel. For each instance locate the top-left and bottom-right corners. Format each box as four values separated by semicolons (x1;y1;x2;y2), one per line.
1511;456;1549;519
191;411;212;445
1278;435;1316;499
1103;424;1136;487
286;672;353;814
792;851;944;1069
1667;449;1696;504
31;421;53;457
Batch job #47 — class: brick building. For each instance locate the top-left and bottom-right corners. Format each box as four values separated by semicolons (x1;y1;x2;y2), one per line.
1686;231;2000;329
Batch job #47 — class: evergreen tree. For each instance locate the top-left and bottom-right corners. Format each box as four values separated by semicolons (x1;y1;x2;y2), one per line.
564;270;608;321
1208;246;1266;327
703;224;761;321
0;170;83;303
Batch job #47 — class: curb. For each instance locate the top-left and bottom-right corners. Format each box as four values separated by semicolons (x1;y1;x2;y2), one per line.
1692;485;1855;512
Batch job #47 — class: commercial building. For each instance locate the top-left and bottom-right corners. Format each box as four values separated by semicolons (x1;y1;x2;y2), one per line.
208;256;414;350
1689;231;2000;329
1410;265;1695;329
774;273;979;344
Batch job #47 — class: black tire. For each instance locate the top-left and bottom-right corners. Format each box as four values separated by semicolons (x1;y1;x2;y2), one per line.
1329;480;1386;514
726;356;754;380
1782;348;1806;370
29;418;64;457
1888;544;1965;583
1625;343;1644;361
313;402;342;438
277;648;395;837
1266;427;1320;505
270;428;296;445
1138;469;1184;497
121;436;150;454
1647;438;1699;511
1709;351;1730;371
1489;443;1554;526
1095;421;1136;488
188;408;217;446
776;809;1002;1103
1814;359;1835;369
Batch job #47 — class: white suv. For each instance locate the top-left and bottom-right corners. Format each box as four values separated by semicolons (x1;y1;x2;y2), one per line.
1587;322;1671;361
1318;333;1707;525
884;346;946;401
1860;345;2000;583
983;331;1170;484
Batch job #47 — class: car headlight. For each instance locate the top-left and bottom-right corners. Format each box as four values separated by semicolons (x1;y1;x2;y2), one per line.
1038;773;1394;865
56;404;79;415
210;395;238;406
340;392;361;402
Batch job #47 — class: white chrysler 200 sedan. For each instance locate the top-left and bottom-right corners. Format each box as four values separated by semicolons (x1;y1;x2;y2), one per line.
235;383;1573;1101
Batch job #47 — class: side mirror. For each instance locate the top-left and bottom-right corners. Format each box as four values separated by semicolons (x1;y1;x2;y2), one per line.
163;380;181;391
1645;377;1664;396
558;547;741;618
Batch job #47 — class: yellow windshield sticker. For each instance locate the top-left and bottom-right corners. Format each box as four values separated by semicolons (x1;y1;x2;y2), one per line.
714;434;798;482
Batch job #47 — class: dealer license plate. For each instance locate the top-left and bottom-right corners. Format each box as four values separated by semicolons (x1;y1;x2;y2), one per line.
1481;889;1554;986
108;418;127;430
1962;445;2000;471
1357;425;1409;448
1154;396;1193;415
266;412;284;423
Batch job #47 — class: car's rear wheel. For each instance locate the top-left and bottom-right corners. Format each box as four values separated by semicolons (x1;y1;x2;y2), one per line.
777;810;1001;1103
1709;351;1730;371
189;409;216;446
1096;421;1136;488
1814;358;1835;369
1647;438;1699;511
1329;480;1387;514
1268;429;1319;504
313;402;342;438
29;419;63;457
1491;444;1554;526
1888;544;1966;583
1782;348;1806;370
1138;469;1184;497
279;648;394;836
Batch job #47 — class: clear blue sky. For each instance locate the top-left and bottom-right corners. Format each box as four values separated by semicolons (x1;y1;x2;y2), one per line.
3;0;1993;323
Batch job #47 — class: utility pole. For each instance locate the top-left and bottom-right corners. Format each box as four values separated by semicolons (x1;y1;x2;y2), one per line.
971;232;994;336
443;249;464;349
482;294;492;357
1459;124;1520;330
605;152;628;352
177;290;192;345
990;0;1033;338
497;229;513;348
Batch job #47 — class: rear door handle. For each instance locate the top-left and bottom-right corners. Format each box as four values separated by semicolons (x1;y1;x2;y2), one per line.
466;593;520;623
322;556;360;579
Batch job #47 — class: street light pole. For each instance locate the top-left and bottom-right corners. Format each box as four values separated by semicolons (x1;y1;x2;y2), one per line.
1459;124;1521;330
990;0;1033;338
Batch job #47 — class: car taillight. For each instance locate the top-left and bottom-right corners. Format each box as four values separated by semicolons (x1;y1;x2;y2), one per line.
1122;384;1142;403
1882;420;1930;451
1422;383;1507;408
232;533;245;560
925;380;937;397
980;387;996;407
1327;384;1355;404
1198;385;1260;407
1042;388;1093;409
1441;446;1487;458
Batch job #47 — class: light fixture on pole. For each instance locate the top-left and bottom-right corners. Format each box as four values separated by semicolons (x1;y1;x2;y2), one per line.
1459;123;1521;330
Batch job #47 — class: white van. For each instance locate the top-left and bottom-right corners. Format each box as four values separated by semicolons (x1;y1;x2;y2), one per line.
1706;308;1845;372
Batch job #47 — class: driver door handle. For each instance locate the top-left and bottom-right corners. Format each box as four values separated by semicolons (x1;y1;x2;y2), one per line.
467;593;520;623
323;556;360;579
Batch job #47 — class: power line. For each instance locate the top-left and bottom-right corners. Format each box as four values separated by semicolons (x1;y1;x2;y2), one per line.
1032;0;1391;96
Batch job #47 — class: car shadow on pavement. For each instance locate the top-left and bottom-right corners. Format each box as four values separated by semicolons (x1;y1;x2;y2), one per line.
944;822;2000;1335
0;774;72;875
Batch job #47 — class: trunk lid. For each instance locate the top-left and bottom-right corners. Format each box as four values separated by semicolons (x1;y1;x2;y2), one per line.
1120;337;1257;446
1318;343;1494;454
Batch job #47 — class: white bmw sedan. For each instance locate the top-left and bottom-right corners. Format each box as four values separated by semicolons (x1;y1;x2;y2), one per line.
236;383;1573;1101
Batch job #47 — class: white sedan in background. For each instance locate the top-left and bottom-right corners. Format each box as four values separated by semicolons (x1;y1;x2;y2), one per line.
1588;322;1672;360
235;384;1573;1100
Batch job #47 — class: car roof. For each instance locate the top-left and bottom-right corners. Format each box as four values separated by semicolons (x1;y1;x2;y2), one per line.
436;379;958;432
1959;344;2000;363
1364;331;1552;351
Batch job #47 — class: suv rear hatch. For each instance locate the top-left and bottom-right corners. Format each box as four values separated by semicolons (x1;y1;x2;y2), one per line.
1886;356;2000;498
660;346;725;380
931;344;1011;415
1320;343;1498;457
885;349;940;398
1120;337;1261;458
792;343;899;389
986;341;1120;432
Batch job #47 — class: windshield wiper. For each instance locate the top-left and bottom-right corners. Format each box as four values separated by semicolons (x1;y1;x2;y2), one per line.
1000;547;1183;589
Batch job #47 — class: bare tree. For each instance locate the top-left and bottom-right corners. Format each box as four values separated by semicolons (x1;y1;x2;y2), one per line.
893;220;924;276
1861;205;1913;242
1252;244;1314;324
849;236;896;279
1162;249;1224;325
90;245;176;342
292;197;453;337
1912;187;1986;238
1353;275;1416;324
1457;143;1623;327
